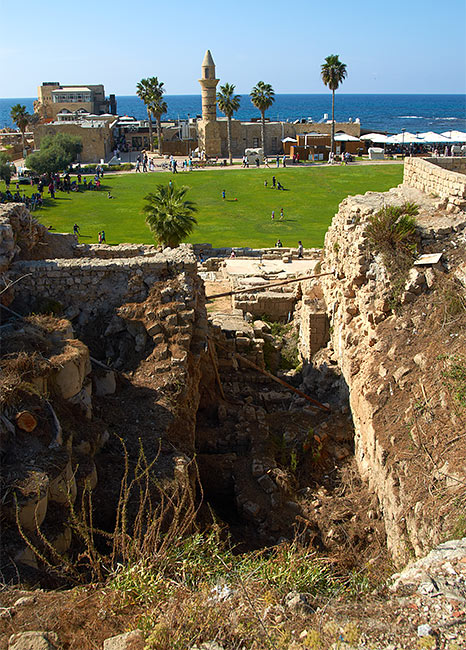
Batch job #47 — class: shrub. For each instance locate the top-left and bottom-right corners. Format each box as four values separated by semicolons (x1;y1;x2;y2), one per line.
365;201;418;267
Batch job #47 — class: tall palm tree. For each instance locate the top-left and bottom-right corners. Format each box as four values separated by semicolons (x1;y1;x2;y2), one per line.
142;184;198;248
250;81;275;155
217;83;241;164
151;91;168;157
10;104;29;154
136;77;167;154
321;55;348;155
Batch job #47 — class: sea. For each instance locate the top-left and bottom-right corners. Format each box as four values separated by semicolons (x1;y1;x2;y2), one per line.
1;94;465;135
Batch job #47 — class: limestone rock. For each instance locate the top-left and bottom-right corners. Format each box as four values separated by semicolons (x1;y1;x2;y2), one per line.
284;591;314;614
8;631;61;650
103;630;144;650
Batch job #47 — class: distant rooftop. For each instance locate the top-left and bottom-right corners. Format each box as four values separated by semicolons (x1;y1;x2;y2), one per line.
52;87;92;93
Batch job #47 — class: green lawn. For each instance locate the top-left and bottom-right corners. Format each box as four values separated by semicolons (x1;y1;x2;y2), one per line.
8;165;403;248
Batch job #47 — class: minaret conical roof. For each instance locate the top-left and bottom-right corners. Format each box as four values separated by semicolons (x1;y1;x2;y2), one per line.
202;50;215;67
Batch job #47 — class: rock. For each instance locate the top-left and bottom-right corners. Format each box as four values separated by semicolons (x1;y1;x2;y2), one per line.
53;361;82;400
69;387;92;419
405;268;426;296
104;315;126;336
284;591;314;614
93;370;116;396
417;623;433;637
103;630;145;650
393;365;411;383
8;631;61;650
242;500;261;519
257;473;277;494
253;319;271;334
13;596;36;608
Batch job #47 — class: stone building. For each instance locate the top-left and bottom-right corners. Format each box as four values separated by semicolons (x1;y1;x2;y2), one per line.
35;82;117;122
33;116;117;164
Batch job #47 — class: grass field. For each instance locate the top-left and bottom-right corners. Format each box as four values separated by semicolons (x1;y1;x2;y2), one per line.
7;164;403;248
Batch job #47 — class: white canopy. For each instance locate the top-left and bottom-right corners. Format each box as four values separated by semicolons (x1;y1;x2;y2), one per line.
441;130;466;142
417;131;451;143
360;132;390;143
282;137;297;143
334;132;360;142
387;132;424;144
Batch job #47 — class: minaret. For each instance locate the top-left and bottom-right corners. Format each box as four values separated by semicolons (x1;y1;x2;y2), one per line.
199;50;219;123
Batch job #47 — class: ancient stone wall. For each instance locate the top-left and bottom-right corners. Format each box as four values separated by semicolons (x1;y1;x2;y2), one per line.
403;157;466;208
8;246;197;317
299;182;466;564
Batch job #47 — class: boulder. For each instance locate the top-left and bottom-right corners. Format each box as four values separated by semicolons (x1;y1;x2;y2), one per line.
8;631;61;650
103;631;144;650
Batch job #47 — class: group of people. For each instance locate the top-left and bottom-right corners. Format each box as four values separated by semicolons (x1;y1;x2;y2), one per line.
72;223;106;244
135;153;150;173
274;240;303;258
264;176;286;190
0;188;43;211
271;208;285;221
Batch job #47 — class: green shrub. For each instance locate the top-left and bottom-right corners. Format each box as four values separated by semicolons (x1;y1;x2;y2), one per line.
365;201;418;267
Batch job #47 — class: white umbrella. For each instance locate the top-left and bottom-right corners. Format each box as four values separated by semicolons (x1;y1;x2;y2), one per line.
417;131;451;143
387;132;424;144
360;132;390;143
441;130;466;142
334;132;360;142
281;137;297;143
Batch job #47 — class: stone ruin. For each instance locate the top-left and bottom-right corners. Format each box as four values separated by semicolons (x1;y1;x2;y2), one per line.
1;153;466;581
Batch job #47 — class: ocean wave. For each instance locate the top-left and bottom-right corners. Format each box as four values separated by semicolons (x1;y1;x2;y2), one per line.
433;116;460;121
399;115;423;119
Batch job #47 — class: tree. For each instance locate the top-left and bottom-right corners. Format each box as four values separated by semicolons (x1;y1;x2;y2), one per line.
250;82;275;155
0;152;12;186
136;77;167;155
25;133;82;176
142;184;197;248
10;104;29;154
217;83;241;164
321;54;348;155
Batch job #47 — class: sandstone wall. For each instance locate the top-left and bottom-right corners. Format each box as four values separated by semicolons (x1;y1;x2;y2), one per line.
403;157;466;208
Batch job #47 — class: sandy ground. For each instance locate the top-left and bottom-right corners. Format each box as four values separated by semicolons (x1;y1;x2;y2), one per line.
224;257;319;276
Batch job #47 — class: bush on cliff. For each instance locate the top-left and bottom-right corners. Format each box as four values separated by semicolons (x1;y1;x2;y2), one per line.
365;201;418;274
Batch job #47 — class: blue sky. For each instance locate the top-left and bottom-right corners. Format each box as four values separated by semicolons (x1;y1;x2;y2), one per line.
1;0;465;97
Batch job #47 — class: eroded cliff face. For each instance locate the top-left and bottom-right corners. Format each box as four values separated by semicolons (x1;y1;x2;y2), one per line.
308;184;466;564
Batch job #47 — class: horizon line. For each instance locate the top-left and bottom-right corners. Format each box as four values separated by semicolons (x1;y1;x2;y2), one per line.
1;92;465;100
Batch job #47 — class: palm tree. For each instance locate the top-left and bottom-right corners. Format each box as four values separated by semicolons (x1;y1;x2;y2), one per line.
217;83;241;164
321;55;348;155
136;77;167;154
250;82;275;155
10;104;29;154
142;184;198;248
151;91;168;157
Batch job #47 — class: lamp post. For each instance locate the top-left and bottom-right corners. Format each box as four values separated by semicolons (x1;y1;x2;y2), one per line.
401;128;405;158
187;113;190;156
